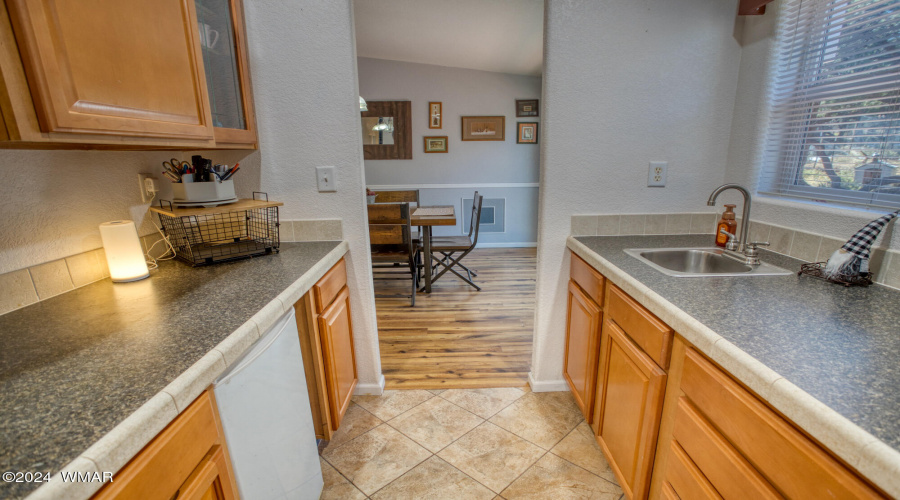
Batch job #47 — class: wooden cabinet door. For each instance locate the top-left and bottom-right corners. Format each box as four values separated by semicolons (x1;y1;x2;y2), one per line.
596;320;667;500
318;286;358;430
194;0;257;147
564;280;602;420
177;445;237;500
7;0;215;140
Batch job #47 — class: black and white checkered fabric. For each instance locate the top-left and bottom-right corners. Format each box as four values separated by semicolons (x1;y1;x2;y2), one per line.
841;210;900;259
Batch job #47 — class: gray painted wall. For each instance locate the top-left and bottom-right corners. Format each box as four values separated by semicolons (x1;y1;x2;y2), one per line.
357;57;541;245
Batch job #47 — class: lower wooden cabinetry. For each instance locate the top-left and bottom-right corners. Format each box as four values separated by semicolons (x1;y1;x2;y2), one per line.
565;250;885;500
92;391;238;500
594;320;666;500
295;257;358;441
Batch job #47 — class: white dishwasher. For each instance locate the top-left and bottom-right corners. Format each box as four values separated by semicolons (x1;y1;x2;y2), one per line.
213;308;323;500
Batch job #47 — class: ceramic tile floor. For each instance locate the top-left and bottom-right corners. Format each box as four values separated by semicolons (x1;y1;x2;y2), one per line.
319;388;624;499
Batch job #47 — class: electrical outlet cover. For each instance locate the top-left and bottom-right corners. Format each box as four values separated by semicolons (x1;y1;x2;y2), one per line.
648;161;667;187
138;173;158;203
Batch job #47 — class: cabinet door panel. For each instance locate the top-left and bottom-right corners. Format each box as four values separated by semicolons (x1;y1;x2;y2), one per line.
596;320;666;500
564;280;602;420
177;445;237;500
672;397;781;500
663;441;721;500
318;286;358;430
8;0;214;139
681;349;881;499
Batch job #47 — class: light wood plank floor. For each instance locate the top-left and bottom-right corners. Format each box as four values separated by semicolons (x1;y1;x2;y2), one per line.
374;247;536;390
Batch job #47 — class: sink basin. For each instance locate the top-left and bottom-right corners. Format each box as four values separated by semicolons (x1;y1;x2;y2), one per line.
624;247;792;277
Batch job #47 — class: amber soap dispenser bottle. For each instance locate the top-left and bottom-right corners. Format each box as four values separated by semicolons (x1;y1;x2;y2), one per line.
715;204;738;248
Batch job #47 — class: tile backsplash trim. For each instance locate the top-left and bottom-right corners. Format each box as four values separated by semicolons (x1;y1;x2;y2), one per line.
571;213;900;289
0;219;343;317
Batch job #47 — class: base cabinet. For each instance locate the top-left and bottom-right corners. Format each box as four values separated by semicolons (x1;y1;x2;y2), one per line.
595;321;666;500
566;250;885;500
295;258;358;441
92;391;238;500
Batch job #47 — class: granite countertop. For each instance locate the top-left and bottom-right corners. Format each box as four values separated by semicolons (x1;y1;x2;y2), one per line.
569;234;900;496
0;241;345;500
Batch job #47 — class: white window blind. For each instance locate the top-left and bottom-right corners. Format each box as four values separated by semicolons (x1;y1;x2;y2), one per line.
759;0;900;210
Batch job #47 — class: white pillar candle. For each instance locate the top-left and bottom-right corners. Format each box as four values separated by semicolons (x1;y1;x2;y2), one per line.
99;220;150;282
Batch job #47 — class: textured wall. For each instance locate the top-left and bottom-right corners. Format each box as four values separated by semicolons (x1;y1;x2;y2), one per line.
358;58;541;245
724;3;900;250
0;149;257;275
241;0;382;391
531;0;743;388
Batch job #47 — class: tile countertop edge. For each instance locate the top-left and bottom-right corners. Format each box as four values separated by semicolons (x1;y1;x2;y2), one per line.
24;240;351;500
565;236;900;497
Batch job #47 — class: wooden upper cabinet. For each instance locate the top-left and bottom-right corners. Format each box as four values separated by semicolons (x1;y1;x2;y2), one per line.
195;0;257;148
7;0;215;140
0;0;256;149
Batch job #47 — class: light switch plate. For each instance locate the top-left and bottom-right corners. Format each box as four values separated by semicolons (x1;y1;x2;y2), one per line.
316;166;336;192
648;161;667;187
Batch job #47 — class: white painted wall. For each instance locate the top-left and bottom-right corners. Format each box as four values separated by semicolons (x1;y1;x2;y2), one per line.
241;0;381;392
357;57;541;244
531;0;743;388
724;2;900;250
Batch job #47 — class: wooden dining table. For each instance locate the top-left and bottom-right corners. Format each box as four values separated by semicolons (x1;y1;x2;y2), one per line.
411;205;456;293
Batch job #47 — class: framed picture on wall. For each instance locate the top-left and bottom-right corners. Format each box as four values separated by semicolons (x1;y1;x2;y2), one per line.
461;116;505;141
429;102;442;129
424;136;448;153
517;122;538;144
516;99;539;117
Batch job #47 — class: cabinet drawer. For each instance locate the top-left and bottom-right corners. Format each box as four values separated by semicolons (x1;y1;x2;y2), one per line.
93;391;226;499
663;441;721;500
606;284;672;369
672;397;779;499
681;349;882;499
570;252;604;305
314;258;348;313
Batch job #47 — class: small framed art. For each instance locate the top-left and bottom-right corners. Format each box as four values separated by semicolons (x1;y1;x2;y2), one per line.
461;116;505;141
516;99;539;117
517;122;538;144
424;136;448;153
429;102;442;129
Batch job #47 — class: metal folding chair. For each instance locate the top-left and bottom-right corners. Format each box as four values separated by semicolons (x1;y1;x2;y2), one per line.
428;193;483;291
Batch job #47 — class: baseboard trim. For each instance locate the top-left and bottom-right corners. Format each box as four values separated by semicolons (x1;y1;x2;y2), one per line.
475;242;537;248
354;374;386;396
528;373;570;392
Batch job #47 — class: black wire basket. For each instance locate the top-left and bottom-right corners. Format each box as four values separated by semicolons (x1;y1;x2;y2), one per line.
152;192;281;266
798;262;873;287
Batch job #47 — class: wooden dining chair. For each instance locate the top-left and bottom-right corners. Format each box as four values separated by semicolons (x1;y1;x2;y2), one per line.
368;202;418;306
372;189;419;204
428;193;483;291
374;189;422;244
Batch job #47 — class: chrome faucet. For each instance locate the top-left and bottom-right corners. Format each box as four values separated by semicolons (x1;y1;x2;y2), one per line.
707;184;769;265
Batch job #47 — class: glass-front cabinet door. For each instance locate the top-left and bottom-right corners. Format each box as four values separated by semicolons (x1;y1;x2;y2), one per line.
195;0;257;148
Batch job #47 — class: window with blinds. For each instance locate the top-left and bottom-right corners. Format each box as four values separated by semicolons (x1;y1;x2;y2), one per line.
759;0;900;209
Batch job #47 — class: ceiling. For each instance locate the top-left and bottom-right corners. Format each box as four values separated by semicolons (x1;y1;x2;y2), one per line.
353;0;544;76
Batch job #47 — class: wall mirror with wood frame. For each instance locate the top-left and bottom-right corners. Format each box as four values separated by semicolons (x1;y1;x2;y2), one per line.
361;101;412;160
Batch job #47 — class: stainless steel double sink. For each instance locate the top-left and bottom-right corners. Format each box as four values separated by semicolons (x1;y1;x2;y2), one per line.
624;247;792;277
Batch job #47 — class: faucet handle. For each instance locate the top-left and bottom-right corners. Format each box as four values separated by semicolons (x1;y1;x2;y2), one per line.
719;229;739;251
744;241;769;258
